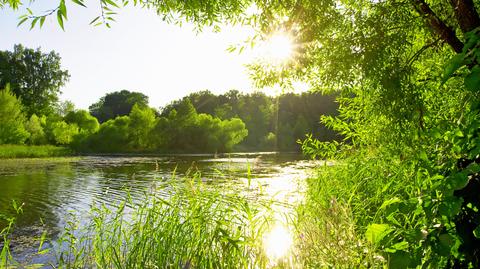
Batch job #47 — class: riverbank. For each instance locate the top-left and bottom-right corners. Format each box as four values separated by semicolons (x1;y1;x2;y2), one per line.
0;145;73;159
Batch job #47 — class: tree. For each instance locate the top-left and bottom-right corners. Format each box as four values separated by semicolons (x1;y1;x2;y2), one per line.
89;90;149;123
49;121;79;145
0;44;70;116
5;0;480;266
57;100;76;117
128;104;156;150
218;117;248;152
90;116;131;152
25;114;47;145
64;110;100;134
0;85;30;144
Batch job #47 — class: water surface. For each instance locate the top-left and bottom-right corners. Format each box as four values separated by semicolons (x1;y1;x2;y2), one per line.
0;152;314;264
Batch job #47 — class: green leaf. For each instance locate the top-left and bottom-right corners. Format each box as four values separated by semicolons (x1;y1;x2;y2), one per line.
450;172;469;191
379;197;401;210
438;197;463;218
59;0;67;20
40;16;46;28
103;0;120;8
438;233;456;256
89;16;100;25
71;0;87;7
57;10;64;30
464;66;480;91
385;241;409;253
418;150;428;161
442;54;465;83
30;17;39;30
474;225;480;238
365;223;393;244
388;251;410;269
17;17;28;27
466;162;480;174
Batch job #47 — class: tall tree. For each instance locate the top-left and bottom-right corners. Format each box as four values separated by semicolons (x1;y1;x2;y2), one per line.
89;90;149;123
0;44;70;116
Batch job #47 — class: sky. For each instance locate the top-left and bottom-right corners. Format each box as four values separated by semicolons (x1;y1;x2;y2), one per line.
0;1;272;109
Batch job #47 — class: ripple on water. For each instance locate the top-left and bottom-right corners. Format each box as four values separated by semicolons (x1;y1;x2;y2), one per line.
0;153;312;264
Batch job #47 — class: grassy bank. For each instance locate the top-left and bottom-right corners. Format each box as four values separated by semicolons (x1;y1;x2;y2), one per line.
296;148;474;268
0;145;73;159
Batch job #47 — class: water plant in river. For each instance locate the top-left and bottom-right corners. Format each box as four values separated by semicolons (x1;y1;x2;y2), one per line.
2;171;302;268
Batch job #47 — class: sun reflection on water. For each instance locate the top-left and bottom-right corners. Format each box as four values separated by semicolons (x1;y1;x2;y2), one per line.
264;224;293;260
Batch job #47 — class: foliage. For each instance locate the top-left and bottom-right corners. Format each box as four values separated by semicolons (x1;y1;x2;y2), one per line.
0;44;69;116
88;116;131;152
298;25;480;269
0;85;30;145
24;114;47;145
0;176;286;268
89;90;149;123
153;99;248;153
64;109;100;134
162;90;339;151
0;144;72;158
128;104;156;150
48;121;79;145
3;0;480;266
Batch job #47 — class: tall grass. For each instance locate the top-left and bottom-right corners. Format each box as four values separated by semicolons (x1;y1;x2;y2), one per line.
0;145;73;158
2;175;300;268
295;148;461;268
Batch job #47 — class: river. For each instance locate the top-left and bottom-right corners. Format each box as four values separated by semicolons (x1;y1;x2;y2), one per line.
0;152;315;266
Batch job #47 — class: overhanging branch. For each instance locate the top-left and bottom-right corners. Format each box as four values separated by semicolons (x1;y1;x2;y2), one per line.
411;0;464;53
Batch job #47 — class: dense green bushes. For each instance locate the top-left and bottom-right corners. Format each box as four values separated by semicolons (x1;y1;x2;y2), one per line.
84;101;248;153
297;28;480;268
0;86;30;144
0;84;248;155
162;90;339;151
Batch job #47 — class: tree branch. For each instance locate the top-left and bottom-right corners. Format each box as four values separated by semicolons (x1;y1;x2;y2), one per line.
411;0;464;53
448;0;480;34
407;37;441;66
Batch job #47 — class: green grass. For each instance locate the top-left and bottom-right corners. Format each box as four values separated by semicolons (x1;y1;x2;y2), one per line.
295;147;464;268
0;144;73;159
1;176;300;268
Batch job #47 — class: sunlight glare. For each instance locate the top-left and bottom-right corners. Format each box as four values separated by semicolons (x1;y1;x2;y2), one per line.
264;224;293;260
259;32;294;64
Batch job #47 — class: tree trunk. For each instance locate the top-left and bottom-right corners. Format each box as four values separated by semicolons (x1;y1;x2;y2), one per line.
411;0;464;53
449;0;480;34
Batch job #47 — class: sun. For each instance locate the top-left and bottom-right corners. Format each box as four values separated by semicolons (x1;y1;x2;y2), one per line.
258;31;295;64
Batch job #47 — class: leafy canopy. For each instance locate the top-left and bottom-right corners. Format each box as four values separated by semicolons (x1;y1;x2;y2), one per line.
0;44;70;116
89;90;149;123
0;85;30;144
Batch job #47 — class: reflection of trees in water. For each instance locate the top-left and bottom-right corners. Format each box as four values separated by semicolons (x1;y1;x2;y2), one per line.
0;162;76;230
0;154;307;263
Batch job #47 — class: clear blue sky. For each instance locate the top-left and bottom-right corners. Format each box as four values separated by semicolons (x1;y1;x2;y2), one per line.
0;1;265;109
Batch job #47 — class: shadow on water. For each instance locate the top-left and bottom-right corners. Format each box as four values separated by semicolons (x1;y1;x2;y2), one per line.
0;152;314;265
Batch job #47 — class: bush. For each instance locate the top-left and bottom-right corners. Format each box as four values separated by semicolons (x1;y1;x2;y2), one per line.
25;114;47;145
0;85;30;144
64;110;100;134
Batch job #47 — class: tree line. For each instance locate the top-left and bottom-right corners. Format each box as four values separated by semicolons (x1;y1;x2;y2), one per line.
0;44;338;154
160;90;339;151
